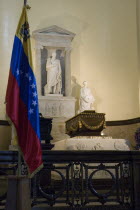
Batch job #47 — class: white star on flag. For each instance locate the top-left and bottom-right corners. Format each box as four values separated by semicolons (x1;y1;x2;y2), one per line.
29;76;32;81
31;83;36;88
33;91;37;97
16;69;19;75
32;100;37;106
29;108;34;114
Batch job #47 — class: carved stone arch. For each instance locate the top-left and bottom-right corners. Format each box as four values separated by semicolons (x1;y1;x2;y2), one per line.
32;25;75;96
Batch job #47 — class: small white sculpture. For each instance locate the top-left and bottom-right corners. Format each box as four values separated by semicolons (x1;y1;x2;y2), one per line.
78;81;95;113
44;50;62;95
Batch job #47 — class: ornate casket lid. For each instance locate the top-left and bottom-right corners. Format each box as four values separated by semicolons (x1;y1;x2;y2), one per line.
65;110;106;137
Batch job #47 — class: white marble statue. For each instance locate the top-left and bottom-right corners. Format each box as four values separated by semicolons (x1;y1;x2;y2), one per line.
44;50;62;95
78;81;95;113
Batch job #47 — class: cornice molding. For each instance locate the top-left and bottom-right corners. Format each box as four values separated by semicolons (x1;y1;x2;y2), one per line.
106;117;140;126
0;117;140;127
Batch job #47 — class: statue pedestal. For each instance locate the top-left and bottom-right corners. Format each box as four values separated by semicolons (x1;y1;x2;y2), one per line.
39;95;76;141
39;95;76;118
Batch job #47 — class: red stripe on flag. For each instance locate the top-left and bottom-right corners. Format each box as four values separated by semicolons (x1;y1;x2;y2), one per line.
6;71;42;174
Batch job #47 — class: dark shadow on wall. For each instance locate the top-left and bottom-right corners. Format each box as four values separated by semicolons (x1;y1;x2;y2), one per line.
41;47;48;96
71;76;81;113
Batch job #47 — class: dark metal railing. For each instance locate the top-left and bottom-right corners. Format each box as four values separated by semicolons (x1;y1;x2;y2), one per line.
1;150;140;209
0;151;18;209
31;150;140;209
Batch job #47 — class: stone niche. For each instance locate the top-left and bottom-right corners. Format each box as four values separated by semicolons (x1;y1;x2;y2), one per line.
32;26;76;141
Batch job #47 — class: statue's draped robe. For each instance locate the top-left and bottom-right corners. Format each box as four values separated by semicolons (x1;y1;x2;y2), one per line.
79;87;95;112
46;58;62;94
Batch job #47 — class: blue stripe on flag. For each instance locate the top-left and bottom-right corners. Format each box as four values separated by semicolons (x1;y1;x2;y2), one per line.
10;36;40;139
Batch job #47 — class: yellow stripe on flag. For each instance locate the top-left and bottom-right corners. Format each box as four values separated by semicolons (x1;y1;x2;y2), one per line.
16;6;33;70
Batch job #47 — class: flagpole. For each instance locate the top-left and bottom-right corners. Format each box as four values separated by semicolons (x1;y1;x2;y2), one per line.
24;0;27;6
24;0;31;10
6;0;42;177
18;152;22;176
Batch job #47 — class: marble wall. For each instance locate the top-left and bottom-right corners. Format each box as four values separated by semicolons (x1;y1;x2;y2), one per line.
104;123;140;148
0;125;11;150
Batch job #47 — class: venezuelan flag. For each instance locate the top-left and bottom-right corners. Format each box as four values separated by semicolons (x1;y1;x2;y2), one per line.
5;6;43;176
